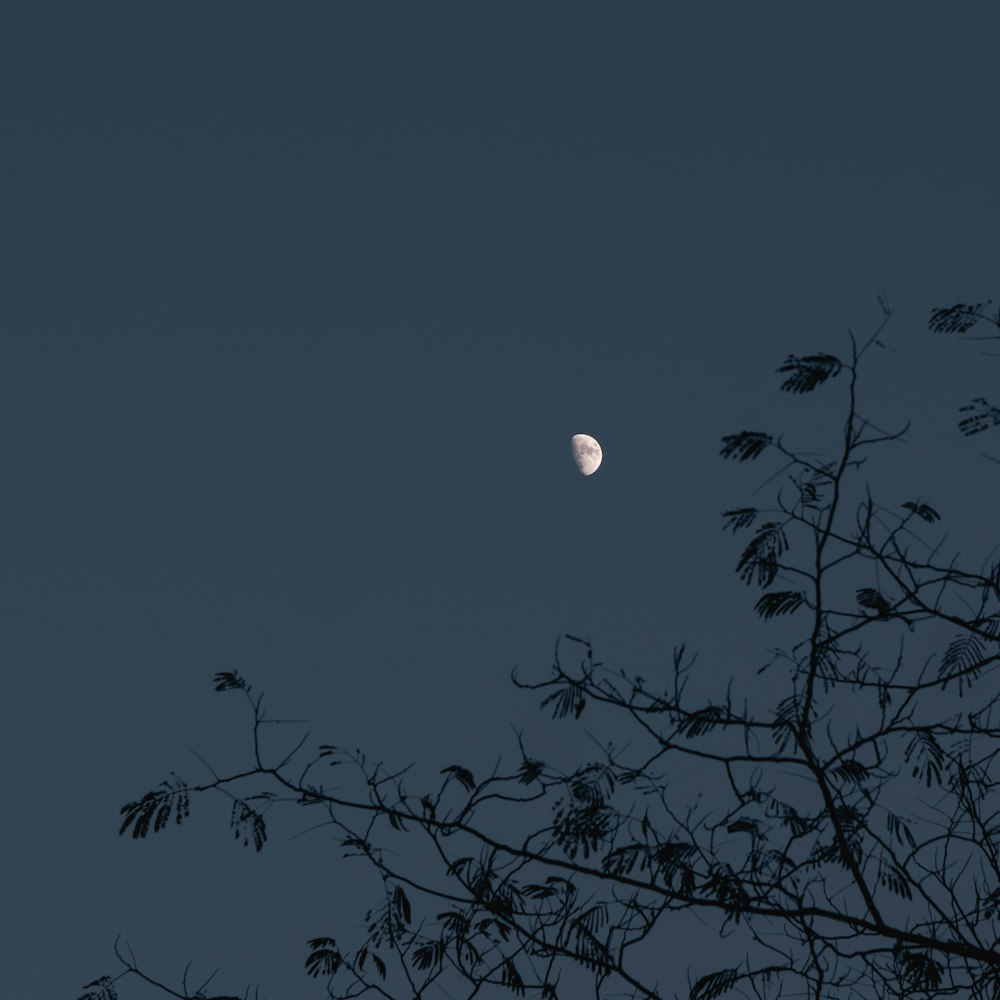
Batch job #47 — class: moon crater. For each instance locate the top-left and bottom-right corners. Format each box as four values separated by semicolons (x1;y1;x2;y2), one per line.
571;434;603;476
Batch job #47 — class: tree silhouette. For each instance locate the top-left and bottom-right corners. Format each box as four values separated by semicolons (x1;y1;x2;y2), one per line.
83;299;1000;1000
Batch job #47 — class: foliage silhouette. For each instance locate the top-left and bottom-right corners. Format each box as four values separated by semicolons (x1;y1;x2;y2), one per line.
83;300;1000;999
929;299;1000;443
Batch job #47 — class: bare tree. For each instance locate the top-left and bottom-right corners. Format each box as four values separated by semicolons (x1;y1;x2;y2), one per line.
82;300;1000;1000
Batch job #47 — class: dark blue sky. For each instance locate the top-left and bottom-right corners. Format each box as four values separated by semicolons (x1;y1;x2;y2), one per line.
4;4;1000;997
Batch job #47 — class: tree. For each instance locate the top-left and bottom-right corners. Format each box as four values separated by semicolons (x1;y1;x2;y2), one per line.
83;299;1000;1000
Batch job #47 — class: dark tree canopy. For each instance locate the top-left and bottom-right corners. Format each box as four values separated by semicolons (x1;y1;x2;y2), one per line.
82;300;1000;1000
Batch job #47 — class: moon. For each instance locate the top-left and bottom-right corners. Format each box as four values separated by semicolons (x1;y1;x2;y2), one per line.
571;433;603;476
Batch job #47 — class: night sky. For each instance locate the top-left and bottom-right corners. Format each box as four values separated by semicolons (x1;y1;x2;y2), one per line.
4;4;1000;997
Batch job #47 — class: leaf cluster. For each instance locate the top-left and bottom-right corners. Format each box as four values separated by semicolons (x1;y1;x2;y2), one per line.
775;353;842;394
928;301;993;334
118;773;190;840
77;976;118;1000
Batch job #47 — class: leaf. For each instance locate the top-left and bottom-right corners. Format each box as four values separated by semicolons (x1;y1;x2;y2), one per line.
721;507;757;533
938;632;985;693
393;884;412;925
653;841;697;882
807;839;843;868
766;797;808;837
886;811;916;848
118;773;190;840
709;862;750;921
446;856;474;878
603;843;649;876
213;671;247;692
720;430;772;462
372;953;386;979
438;909;469;935
754;590;806;621
928;301;990;334
502;958;525;996
736;522;788;588
413;939;445;971
230;799;267;851
341;836;368;856
893;945;943;990
571;913;611;971
904;731;944;788
691;967;739;1000
829;759;869;785
517;757;545;784
901;500;940;523
387;809;408;831
775;353;842;393
553;801;613;860
77;975;119;1000
772;694;807;752
677;705;725;737
796;478;822;506
958;397;1000;437
878;857;913;899
540;684;586;720
856;588;891;618
441;765;476;791
305;937;341;977
833;803;865;837
523;883;558;898
575;903;607;932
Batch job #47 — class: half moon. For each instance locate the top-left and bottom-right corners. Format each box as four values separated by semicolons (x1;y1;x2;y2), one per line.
571;434;603;476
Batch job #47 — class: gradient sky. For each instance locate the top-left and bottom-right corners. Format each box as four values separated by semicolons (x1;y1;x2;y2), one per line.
4;4;1000;998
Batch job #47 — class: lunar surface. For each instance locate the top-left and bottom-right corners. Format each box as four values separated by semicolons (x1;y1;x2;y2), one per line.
571;433;603;476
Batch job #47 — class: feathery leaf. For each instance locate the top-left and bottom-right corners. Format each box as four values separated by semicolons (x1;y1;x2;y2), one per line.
441;765;476;791
776;353;842;393
77;975;119;1000
737;522;788;588
691;968;739;1000
517;758;545;785
754;590;806;621
958;397;1000;437
721;507;757;533
905;732;944;788
720;430;772;462
230;799;267;851
938;632;985;694
901;500;941;523
856;588;891;618
119;774;190;840
213;671;247;692
829;759;869;785
305;937;341;978
678;705;726;737
928;301;990;334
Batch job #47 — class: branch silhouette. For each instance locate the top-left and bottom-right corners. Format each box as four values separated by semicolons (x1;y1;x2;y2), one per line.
84;300;1000;999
